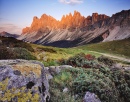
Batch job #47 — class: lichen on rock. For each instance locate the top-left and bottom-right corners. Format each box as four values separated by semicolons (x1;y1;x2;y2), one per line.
0;59;50;102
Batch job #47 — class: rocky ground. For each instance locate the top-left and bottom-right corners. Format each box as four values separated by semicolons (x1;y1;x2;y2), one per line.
0;60;103;102
0;59;130;102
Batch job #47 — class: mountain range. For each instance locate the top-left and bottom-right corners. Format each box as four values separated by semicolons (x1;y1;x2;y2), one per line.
5;9;130;47
0;31;19;38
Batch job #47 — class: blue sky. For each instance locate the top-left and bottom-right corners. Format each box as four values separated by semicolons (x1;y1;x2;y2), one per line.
0;0;130;34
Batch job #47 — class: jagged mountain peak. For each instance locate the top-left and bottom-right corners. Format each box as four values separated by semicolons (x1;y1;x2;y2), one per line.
19;9;130;48
22;11;110;34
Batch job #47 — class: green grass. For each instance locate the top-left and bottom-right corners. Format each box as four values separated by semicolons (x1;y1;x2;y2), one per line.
31;44;101;62
1;36;130;65
79;38;130;58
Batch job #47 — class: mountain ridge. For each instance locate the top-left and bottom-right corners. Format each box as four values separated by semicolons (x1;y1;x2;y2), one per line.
18;9;130;47
22;10;109;34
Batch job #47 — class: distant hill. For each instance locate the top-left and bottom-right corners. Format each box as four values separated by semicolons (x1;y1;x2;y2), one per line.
0;31;19;38
18;9;130;47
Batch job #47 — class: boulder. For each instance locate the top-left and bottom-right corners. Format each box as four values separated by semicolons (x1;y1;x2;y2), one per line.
83;91;101;102
0;59;50;102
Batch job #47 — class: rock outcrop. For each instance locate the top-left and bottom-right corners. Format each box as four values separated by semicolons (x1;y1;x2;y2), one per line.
0;60;49;102
18;9;130;47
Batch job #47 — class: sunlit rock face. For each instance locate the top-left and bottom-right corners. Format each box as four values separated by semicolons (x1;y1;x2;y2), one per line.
0;60;50;102
22;11;109;34
19;10;130;47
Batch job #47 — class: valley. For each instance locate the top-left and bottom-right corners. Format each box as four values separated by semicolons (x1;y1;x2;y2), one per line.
0;1;130;101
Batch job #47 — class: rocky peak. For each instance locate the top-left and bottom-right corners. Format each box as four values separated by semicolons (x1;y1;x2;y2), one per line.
22;27;30;34
92;13;109;24
22;11;110;34
33;16;39;21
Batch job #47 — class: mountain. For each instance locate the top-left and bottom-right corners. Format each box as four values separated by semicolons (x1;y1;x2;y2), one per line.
0;31;19;38
18;9;130;47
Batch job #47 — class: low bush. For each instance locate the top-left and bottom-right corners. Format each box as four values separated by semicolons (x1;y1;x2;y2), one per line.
72;68;119;102
13;47;36;60
36;47;57;53
97;56;115;66
0;46;36;60
0;45;16;59
50;67;130;102
59;53;98;68
43;60;59;67
0;36;34;52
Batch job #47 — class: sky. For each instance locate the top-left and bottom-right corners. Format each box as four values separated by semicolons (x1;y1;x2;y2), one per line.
0;0;130;34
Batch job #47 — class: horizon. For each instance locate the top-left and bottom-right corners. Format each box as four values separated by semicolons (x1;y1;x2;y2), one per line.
0;0;130;34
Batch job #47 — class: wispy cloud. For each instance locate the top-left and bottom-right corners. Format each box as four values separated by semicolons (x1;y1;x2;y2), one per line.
92;0;96;3
59;0;83;5
0;23;22;34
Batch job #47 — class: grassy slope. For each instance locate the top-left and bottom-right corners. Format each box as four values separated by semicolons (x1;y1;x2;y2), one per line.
1;36;130;64
79;38;130;58
31;44;102;60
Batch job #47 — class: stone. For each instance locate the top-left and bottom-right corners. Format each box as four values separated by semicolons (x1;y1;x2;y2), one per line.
83;91;101;102
63;87;68;93
60;65;73;69
46;74;53;80
0;60;50;102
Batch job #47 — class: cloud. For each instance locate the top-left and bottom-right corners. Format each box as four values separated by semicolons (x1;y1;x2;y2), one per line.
0;23;22;35
92;0;96;2
59;0;83;5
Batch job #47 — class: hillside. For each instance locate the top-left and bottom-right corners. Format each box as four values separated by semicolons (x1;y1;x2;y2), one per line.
18;9;130;47
79;38;130;58
1;36;130;65
0;36;130;102
0;36;100;65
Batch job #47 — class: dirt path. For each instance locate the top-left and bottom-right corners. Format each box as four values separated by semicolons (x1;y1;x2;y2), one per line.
89;51;130;63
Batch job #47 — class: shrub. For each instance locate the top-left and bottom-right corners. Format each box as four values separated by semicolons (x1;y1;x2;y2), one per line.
43;60;59;67
0;45;16;59
0;46;36;60
72;68;120;102
85;54;95;61
37;47;57;53
53;71;72;88
97;56;115;66
59;53;98;68
49;66;130;102
110;69;130;102
0;36;34;52
49;69;82;102
12;47;36;60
